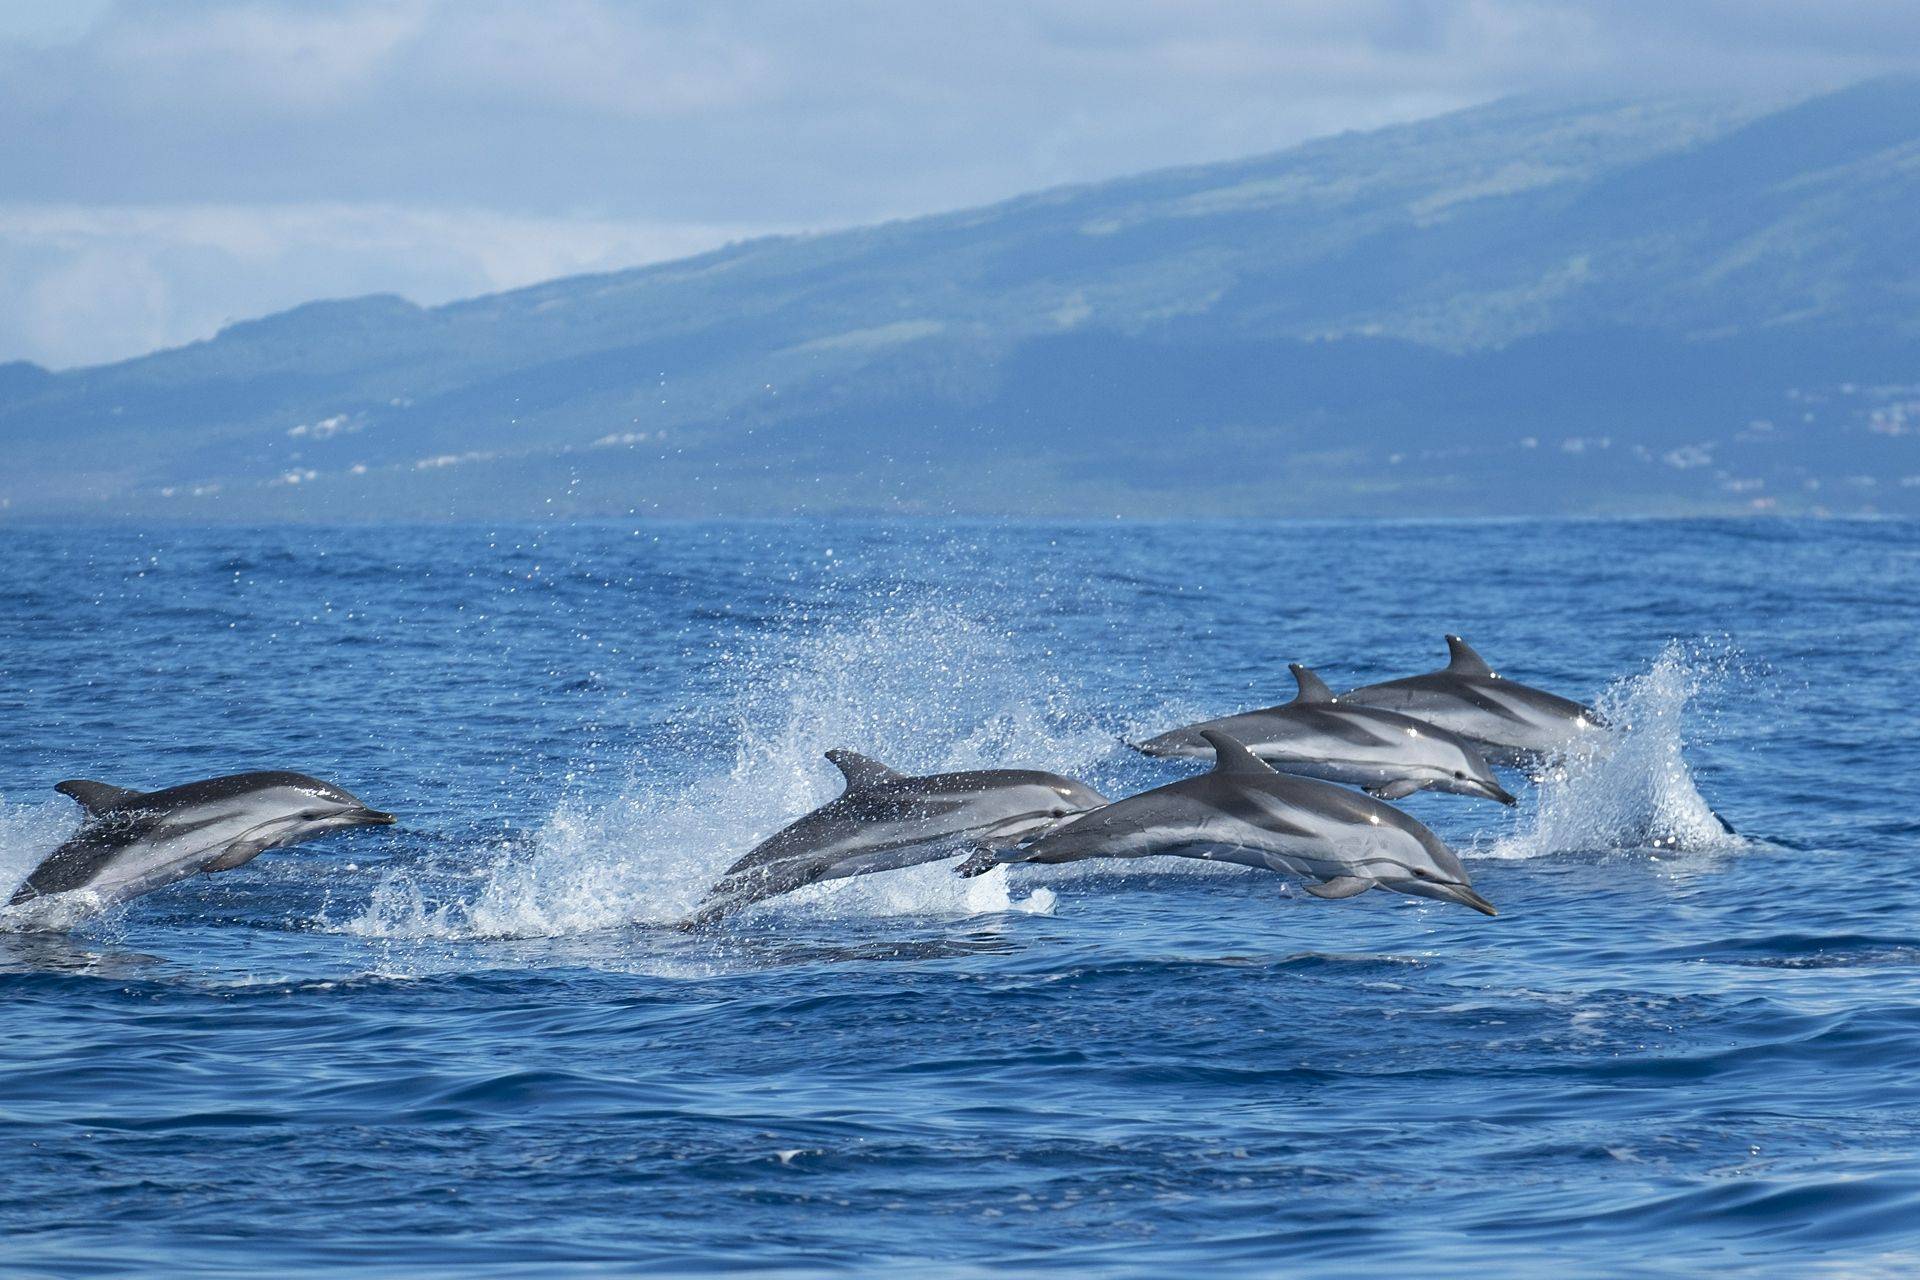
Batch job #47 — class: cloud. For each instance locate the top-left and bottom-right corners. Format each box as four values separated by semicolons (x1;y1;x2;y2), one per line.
2;0;1918;365
0;203;786;367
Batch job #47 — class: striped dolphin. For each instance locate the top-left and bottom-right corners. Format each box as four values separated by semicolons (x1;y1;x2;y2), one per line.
962;730;1495;916
1133;663;1515;804
6;771;394;916
691;750;1108;923
1341;636;1603;764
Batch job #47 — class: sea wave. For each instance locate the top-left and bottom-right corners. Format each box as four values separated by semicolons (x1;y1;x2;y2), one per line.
336;599;1104;939
1480;638;1745;860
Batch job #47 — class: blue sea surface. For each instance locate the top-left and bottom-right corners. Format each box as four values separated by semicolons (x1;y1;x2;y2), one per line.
1;519;1916;1277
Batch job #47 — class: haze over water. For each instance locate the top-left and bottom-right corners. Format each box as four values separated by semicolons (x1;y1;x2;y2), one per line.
1;518;1915;1276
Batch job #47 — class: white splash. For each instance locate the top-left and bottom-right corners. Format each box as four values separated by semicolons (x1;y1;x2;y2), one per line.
338;601;1109;939
1480;639;1742;860
0;797;86;933
730;861;1057;924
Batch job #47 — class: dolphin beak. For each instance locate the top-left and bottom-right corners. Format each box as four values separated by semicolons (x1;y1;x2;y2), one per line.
354;807;397;826
1480;780;1519;807
1402;877;1499;915
1451;776;1517;806
1442;883;1499;916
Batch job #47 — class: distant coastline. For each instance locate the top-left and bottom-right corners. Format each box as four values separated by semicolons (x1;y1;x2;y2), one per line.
4;79;1918;522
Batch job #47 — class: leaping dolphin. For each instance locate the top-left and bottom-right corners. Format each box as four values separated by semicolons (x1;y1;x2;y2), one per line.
6;771;395;914
962;730;1495;916
1341;635;1602;764
691;750;1108;924
1133;663;1516;804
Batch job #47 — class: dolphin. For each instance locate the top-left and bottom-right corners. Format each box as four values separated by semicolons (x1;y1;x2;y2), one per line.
6;771;395;913
691;750;1108;923
1340;635;1603;764
962;730;1495;916
1133;663;1516;804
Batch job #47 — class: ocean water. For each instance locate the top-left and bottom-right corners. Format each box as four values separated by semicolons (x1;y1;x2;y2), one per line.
0;518;1915;1277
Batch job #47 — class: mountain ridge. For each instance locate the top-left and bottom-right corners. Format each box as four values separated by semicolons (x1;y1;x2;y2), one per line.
3;78;1917;520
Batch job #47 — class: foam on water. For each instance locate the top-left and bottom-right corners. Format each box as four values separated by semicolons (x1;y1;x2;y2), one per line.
0;797;86;933
1480;639;1743;860
339;599;1107;939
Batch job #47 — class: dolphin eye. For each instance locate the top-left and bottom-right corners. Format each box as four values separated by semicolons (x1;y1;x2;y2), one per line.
1454;770;1467;779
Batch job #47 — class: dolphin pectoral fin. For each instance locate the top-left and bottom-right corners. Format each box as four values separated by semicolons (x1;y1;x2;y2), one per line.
1365;779;1427;801
55;779;144;815
202;842;270;873
1303;876;1373;900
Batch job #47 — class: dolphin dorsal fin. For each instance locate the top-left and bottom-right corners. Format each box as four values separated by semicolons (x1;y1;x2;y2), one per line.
824;749;903;792
1288;663;1337;704
1444;635;1494;677
55;779;142;814
1199;730;1275;776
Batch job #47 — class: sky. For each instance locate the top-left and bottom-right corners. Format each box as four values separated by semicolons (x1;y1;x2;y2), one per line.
2;1;1917;369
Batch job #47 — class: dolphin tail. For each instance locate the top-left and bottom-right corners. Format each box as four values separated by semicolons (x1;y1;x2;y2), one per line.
956;848;1002;878
1126;733;1201;759
676;903;725;930
681;884;751;929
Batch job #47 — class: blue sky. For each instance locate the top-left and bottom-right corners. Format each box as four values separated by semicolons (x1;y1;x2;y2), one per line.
2;0;1916;369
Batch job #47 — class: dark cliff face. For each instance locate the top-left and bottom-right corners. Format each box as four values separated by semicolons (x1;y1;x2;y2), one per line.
5;79;1919;521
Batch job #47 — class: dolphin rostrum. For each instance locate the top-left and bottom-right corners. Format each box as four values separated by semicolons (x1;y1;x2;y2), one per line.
691;750;1108;923
1340;635;1603;764
1133;663;1516;804
961;730;1495;916
6;771;395;913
